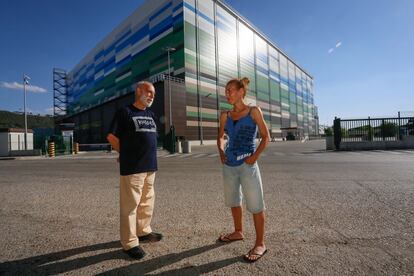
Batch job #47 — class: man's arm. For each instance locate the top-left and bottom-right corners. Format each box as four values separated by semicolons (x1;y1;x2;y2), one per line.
107;108;123;153
107;133;120;153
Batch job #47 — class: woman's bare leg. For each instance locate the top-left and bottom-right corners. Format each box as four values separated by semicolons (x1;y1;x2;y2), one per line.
219;206;244;241
245;211;267;261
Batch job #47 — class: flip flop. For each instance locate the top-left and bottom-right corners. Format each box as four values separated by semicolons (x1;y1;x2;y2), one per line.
218;233;244;243
243;249;268;263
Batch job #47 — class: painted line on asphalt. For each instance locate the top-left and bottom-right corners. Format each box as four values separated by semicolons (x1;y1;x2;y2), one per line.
192;153;208;158
163;153;180;158
396;150;414;154
366;150;384;155
177;153;196;158
383;151;403;155
336;151;364;155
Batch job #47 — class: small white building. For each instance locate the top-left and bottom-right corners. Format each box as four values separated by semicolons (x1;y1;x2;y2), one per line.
0;128;34;156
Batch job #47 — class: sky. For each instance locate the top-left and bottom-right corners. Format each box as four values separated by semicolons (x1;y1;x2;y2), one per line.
1;0;413;125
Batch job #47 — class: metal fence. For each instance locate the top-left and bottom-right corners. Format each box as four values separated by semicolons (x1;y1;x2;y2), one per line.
52;135;73;156
333;115;414;147
78;143;111;152
149;73;185;84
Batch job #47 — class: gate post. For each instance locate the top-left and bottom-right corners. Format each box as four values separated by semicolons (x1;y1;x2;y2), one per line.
333;117;341;150
398;111;402;140
164;125;176;153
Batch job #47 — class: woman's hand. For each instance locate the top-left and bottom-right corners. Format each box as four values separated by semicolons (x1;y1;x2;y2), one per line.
244;154;257;165
219;150;227;164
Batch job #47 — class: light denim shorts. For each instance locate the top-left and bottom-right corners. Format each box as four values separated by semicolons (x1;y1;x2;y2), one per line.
222;162;265;214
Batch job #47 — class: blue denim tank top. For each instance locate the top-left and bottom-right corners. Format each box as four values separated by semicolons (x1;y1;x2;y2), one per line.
224;108;258;166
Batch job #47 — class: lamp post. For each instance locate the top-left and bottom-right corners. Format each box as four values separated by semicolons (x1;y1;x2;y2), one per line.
163;47;176;128
23;74;31;150
199;92;212;145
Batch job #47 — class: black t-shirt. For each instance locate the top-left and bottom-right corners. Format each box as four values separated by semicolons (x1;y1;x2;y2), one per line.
108;104;158;175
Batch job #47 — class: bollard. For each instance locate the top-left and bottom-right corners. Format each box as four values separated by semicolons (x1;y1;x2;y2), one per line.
48;141;55;157
182;141;191;153
74;142;79;154
175;141;182;153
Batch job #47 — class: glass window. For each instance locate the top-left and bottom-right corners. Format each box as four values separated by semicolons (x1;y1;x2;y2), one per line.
238;22;256;103
217;4;238;109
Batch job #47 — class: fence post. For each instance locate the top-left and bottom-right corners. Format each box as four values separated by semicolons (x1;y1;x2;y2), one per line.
333;117;341;150
164;125;176;153
368;116;372;141
170;126;176;153
398;111;401;140
382;119;385;141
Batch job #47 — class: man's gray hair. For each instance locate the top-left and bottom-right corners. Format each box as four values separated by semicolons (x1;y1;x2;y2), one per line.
134;81;153;92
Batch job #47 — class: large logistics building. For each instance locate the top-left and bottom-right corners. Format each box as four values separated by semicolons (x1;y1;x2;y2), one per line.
56;0;319;144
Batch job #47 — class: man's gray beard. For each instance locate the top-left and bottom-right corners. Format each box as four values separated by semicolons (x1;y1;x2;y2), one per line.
140;95;153;107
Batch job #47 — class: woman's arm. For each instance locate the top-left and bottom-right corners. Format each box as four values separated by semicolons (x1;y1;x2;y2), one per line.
217;111;228;164
245;106;270;165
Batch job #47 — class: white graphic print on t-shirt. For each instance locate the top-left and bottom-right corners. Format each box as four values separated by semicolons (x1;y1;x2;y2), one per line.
132;116;157;132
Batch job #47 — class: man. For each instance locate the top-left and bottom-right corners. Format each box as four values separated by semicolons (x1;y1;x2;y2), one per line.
107;81;162;259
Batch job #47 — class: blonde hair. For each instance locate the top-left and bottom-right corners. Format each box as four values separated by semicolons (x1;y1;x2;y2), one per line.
226;77;250;98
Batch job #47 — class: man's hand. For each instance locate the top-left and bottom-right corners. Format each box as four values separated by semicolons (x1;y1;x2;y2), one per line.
107;134;120;152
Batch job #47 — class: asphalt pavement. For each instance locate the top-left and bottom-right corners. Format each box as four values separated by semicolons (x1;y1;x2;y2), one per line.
0;140;413;275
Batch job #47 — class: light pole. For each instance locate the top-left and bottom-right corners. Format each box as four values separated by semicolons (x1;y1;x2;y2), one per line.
164;47;176;128
23;74;30;150
199;92;212;145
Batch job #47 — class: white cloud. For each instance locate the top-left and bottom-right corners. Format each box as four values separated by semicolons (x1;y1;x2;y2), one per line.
328;41;343;54
44;107;54;114
0;81;47;93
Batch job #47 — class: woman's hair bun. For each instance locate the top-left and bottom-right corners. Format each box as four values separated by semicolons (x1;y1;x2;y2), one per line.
240;77;250;87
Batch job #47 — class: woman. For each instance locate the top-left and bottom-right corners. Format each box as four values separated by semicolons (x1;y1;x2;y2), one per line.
217;77;270;262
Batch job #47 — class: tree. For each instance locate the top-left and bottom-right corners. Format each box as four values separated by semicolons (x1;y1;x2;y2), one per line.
324;127;333;137
380;122;397;137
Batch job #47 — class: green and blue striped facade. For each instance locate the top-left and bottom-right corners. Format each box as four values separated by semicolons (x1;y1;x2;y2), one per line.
66;0;318;143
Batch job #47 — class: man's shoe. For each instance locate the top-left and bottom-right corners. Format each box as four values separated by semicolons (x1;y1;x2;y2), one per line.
123;246;146;259
139;232;163;243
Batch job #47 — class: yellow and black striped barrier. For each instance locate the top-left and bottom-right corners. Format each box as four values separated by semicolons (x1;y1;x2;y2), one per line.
48;141;55;157
74;142;79;154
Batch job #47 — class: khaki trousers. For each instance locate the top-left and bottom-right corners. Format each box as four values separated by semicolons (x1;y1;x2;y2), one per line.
120;172;155;250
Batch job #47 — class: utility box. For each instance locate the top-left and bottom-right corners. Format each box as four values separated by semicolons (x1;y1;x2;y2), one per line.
0;128;34;156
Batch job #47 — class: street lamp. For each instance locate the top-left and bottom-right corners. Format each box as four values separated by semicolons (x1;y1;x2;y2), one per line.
163;47;176;128
23;74;31;150
199;92;212;145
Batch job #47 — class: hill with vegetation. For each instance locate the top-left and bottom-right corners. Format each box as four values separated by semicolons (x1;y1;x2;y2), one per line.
0;110;54;129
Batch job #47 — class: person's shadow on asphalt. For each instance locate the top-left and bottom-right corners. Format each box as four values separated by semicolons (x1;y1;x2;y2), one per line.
0;240;241;275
